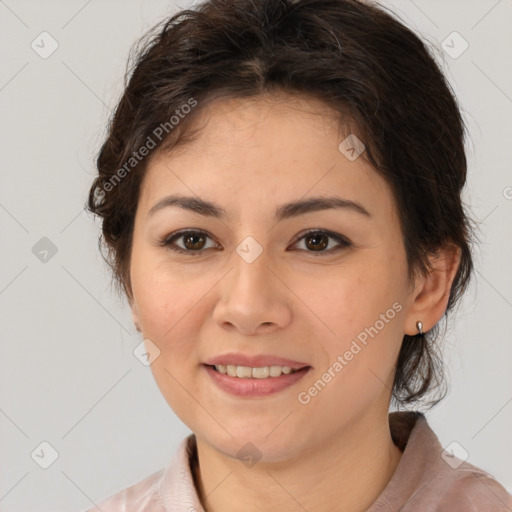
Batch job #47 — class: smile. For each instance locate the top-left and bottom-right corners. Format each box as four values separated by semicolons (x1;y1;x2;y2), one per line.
213;364;298;379
204;364;311;397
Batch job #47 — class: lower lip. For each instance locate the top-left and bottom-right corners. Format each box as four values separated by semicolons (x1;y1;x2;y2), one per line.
203;365;311;397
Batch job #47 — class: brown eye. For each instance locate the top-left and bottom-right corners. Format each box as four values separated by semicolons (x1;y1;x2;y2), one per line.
304;232;329;251
183;232;207;250
162;228;351;256
162;230;218;254
293;229;352;255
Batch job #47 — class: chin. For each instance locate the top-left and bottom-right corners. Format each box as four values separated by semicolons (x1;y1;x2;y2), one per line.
200;423;307;464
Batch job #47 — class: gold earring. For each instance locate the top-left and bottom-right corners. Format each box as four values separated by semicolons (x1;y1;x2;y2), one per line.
416;321;423;336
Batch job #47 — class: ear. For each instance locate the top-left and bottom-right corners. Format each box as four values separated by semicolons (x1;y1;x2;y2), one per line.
404;245;461;336
130;300;142;332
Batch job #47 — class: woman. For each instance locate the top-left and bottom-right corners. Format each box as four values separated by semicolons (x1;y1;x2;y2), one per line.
85;0;512;510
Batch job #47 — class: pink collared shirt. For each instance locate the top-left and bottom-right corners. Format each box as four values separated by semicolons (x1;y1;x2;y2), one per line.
84;412;512;511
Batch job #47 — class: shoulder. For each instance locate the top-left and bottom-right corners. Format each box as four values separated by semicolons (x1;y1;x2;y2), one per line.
433;461;512;512
80;434;199;512
381;412;512;512
83;468;166;512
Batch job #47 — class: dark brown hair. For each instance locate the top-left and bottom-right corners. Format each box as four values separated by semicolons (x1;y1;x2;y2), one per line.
87;0;475;407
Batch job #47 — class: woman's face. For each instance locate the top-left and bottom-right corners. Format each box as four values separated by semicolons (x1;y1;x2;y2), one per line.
129;92;420;462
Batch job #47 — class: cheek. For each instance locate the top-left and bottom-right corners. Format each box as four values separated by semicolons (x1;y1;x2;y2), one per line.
132;274;209;419
301;259;402;343
297;256;405;395
131;258;205;361
131;244;202;332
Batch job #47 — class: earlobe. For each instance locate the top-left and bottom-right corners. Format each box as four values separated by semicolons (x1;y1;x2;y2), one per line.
405;246;461;336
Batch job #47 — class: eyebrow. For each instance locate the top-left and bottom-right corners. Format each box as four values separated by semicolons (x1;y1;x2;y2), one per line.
147;194;371;221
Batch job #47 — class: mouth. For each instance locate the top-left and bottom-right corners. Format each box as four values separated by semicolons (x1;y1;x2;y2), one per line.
202;360;312;397
206;363;306;379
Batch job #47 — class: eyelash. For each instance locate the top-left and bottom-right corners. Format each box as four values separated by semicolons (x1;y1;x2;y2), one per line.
160;229;352;256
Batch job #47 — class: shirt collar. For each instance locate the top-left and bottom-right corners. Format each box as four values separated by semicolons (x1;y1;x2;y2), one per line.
158;433;205;512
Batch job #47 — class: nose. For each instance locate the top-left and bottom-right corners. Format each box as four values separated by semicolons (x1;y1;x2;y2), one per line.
212;248;293;336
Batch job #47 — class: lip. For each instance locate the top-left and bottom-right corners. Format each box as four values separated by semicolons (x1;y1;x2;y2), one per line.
204;364;311;397
204;353;310;370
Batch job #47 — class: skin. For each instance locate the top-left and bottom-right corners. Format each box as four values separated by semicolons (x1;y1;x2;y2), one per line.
129;92;460;512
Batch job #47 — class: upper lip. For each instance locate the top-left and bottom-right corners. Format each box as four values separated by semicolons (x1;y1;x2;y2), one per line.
204;353;310;370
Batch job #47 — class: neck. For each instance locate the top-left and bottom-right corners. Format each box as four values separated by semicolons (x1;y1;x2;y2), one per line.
192;408;403;512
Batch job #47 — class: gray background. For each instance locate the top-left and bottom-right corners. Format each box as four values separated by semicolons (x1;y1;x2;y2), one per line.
0;0;511;510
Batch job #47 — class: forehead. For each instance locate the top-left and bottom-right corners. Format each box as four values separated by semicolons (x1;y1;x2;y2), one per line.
138;93;395;221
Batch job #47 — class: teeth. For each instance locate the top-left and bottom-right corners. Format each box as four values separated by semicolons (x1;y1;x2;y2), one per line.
214;364;298;378
270;365;283;377
236;366;253;378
